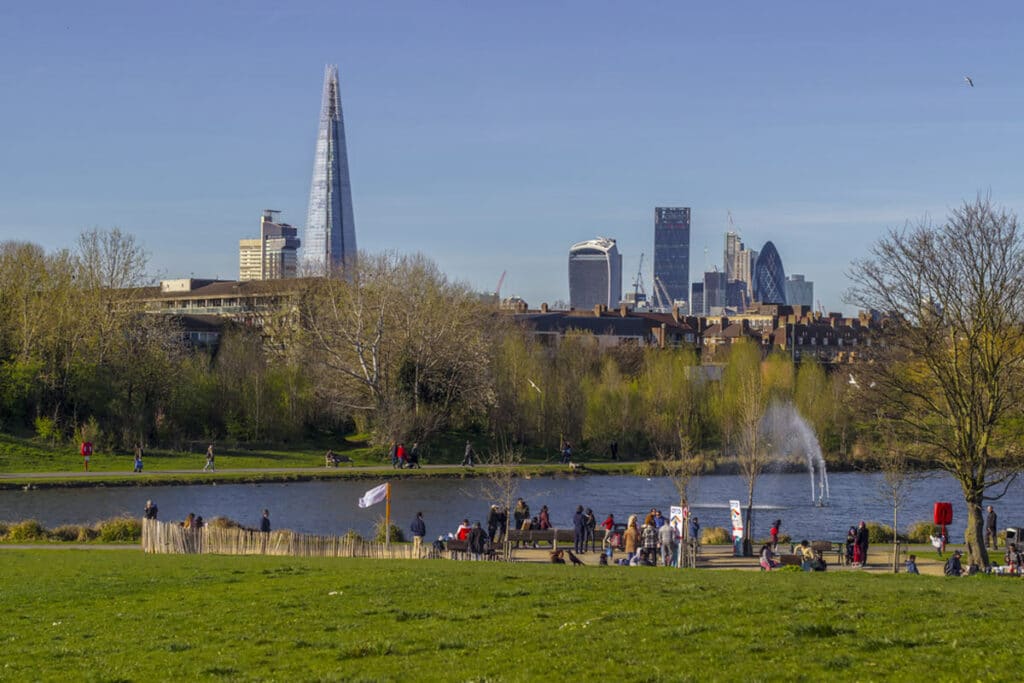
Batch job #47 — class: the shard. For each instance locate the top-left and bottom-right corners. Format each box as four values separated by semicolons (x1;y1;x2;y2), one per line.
303;65;357;276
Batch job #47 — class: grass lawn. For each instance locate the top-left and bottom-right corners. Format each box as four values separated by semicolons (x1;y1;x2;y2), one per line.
0;550;1014;681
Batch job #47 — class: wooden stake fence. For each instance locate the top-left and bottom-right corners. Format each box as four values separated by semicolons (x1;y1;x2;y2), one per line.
141;519;436;559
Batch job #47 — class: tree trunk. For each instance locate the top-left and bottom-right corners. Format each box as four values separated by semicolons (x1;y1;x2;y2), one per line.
892;504;899;573
743;499;754;557
964;494;988;568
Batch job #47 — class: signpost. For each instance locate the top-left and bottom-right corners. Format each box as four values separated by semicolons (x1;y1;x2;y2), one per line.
730;499;744;557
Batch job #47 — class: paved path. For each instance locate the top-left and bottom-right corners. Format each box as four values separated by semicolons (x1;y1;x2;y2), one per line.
0;464;473;479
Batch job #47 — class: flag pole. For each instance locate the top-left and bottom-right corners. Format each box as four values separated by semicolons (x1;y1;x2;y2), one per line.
385;482;391;554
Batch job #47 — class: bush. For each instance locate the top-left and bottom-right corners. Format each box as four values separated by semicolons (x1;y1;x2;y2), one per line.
6;519;48;542
51;525;97;542
701;527;731;545
0;521;8;538
373;519;404;544
342;529;364;543
97;517;142;543
905;521;936;544
206;516;243;530
34;417;59;443
866;522;906;544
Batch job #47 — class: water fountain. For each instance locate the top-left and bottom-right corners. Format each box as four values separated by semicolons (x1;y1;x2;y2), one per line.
761;401;830;505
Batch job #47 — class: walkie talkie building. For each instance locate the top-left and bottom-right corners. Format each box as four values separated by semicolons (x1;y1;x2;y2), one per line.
303;65;357;276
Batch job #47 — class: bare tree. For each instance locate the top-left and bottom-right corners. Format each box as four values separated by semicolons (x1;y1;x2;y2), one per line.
654;431;705;539
871;412;921;573
478;445;523;559
848;197;1024;568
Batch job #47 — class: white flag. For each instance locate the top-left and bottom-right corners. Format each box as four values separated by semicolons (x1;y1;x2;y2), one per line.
358;483;388;508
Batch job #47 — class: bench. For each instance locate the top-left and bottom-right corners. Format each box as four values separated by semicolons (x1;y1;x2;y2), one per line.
506;529;577;548
779;554;802;567
444;539;499;560
811;540;846;566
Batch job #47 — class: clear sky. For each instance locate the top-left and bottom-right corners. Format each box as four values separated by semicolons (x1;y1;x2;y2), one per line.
2;2;1022;313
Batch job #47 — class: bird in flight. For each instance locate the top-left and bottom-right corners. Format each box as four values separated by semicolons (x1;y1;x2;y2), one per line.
964;75;974;87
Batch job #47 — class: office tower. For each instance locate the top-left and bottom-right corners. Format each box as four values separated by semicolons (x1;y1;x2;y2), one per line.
724;231;743;280
726;280;747;310
568;237;622;310
654;207;690;304
753;241;787;304
240;210;302;281
690;282;705;316
303;64;357;276
703;271;727;313
786;274;814;308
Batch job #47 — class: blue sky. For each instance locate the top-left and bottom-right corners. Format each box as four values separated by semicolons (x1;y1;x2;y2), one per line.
1;2;1022;312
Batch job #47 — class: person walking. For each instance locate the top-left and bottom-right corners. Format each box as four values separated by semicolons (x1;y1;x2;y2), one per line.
855;521;870;566
396;443;407;469
133;444;144;473
203;444;215;472
624;515;639;563
601;513;615;548
410;512;426;557
659;519;677;567
260;509;271;533
986;506;998;550
513;498;530;547
770;519;782;551
461;441;475;467
583;508;596;552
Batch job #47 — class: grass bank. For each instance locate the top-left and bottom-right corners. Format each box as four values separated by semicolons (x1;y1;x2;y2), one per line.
0;550;1014;680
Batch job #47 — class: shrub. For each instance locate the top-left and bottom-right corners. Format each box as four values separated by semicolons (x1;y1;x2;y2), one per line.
0;521;8;538
97;517;142;543
51;525;97;542
342;529;364;543
905;521;936;544
701;527;731;545
7;519;48;542
866;522;906;544
34;417;59;443
373;519;404;544
207;516;244;530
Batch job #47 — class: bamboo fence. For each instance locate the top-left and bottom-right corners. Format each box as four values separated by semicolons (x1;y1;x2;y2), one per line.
141;519;438;559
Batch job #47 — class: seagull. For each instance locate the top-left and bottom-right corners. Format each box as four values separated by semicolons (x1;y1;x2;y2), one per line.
848;374;859;387
527;378;542;394
964;75;974;87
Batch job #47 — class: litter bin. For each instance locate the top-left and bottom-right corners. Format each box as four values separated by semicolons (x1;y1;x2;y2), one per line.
1005;528;1024;547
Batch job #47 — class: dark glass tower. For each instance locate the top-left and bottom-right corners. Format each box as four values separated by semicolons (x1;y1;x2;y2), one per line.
753;241;787;304
654;207;690;304
303;65;357;276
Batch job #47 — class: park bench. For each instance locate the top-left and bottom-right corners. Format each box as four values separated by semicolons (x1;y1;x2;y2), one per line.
444;539;499;560
778;554;802;567
506;529;577;548
811;540;845;566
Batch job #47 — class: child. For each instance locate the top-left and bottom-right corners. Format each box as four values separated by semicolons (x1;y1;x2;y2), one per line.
905;554;919;575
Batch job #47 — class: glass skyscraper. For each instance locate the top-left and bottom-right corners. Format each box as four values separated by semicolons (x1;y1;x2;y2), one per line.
654;207;690;305
753;241;787;304
569;237;622;310
303;65;357;276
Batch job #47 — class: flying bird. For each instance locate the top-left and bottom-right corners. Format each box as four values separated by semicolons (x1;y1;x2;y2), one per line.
527;378;542;394
964;76;974;87
848;374;859;387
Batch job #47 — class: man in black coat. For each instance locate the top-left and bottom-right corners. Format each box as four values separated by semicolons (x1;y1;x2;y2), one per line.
573;505;586;553
467;522;487;560
986;506;998;550
410;512;426;557
856;521;870;566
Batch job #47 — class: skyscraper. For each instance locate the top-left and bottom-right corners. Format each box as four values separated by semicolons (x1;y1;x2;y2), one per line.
303;65;357;276
569;237;622;310
240;210;302;281
753;241;787;304
785;274;814;308
654;207;690;305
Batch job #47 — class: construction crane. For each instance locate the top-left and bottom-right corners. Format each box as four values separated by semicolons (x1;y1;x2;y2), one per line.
495;271;507;300
632;253;647;303
654;276;673;312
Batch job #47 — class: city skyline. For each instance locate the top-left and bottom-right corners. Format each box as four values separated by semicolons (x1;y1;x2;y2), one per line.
2;4;1023;314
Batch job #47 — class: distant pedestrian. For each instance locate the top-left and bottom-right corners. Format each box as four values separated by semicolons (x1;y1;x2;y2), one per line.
410;512;426;557
467;522;487;560
396;443;407;469
456;519;471;541
561;442;572;464
641;521;658;565
80;441;92;472
539;505;551;530
144;500;158;520
609;441;619;461
688;516;701;546
389;442;398;468
905;554;920;575
659;519;677;567
194;516;204;529
487;505;500;542
203;444;215;472
461;441;475;467
986;506;998;550
770;519;782;550
573;505;586;553
183;512;195;529
601;513;615;547
583;508;596;552
260;509;271;533
133;444;144;473
407;442;421;468
855;521;869;566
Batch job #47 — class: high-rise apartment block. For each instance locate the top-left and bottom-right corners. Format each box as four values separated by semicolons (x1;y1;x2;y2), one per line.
569;237;622;310
786;274;814;308
654;207;690;305
303;65;357;276
239;210;301;281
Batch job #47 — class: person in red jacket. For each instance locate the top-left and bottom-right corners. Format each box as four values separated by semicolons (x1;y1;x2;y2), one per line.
396;443;406;469
456;519;471;541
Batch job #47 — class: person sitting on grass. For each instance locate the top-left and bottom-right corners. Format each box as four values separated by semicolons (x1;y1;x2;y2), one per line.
905;554;920;575
798;540;816;571
944;549;964;576
759;543;777;571
1006;543;1023;575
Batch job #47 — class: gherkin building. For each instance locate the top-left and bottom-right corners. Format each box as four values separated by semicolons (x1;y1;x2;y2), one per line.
753;241;787;304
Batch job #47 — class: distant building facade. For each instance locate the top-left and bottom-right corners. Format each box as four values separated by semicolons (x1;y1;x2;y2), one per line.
690;282;705;316
303;64;357;276
753;241;787;304
653;207;690;305
786;274;814;308
569;237;622;310
239;210;301;281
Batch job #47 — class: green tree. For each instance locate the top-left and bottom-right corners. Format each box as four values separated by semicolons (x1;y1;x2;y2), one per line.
847;197;1024;568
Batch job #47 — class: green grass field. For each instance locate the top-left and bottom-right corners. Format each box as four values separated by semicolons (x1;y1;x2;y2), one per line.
0;550;1014;681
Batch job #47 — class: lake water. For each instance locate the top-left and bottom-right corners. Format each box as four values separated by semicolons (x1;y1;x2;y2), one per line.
2;472;1021;543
